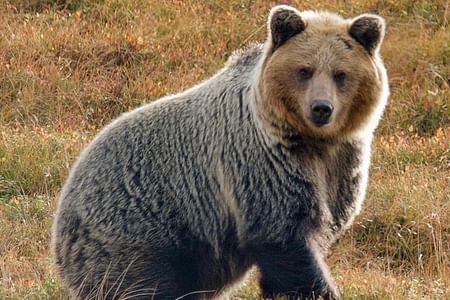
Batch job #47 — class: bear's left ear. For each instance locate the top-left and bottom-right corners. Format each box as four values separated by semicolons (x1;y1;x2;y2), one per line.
268;5;305;52
349;14;386;54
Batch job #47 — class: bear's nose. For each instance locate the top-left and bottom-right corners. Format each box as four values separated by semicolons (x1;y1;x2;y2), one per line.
311;100;333;126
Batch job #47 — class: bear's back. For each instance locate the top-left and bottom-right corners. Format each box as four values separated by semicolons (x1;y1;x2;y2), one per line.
54;45;264;249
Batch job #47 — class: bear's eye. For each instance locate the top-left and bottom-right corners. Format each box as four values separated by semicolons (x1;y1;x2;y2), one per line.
298;67;313;81
334;71;347;85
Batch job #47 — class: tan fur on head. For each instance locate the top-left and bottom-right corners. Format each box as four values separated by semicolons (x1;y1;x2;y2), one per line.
254;6;388;144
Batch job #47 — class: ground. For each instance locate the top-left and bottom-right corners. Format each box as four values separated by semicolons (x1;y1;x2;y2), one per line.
0;0;449;299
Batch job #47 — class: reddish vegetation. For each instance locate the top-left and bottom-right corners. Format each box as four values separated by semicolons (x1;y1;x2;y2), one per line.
0;1;448;299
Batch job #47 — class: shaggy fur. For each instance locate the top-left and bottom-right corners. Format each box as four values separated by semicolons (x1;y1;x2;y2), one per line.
52;5;389;300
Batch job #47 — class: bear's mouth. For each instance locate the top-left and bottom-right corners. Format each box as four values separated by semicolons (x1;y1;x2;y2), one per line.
310;118;332;127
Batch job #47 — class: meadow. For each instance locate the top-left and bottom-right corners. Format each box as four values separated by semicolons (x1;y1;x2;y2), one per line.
0;0;449;299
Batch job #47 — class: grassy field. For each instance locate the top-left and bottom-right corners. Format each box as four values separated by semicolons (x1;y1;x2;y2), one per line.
0;0;449;299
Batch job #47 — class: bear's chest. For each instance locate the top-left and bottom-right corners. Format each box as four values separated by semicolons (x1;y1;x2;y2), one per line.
237;141;367;245
310;142;368;240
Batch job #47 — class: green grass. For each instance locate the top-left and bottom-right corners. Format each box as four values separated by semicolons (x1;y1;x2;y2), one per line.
0;0;449;299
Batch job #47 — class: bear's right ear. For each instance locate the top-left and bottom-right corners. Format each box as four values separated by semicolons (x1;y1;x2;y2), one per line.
268;5;305;52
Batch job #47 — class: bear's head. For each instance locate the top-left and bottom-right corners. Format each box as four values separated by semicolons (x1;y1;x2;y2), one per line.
256;5;389;144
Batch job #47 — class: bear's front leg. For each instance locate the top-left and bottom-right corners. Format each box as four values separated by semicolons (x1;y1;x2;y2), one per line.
255;240;339;299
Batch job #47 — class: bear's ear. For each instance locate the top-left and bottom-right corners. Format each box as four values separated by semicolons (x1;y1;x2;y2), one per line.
268;5;305;52
349;14;386;54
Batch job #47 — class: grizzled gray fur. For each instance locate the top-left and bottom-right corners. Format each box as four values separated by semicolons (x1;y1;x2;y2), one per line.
52;5;389;300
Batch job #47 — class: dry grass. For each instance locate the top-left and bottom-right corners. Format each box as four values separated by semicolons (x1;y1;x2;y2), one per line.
0;0;449;299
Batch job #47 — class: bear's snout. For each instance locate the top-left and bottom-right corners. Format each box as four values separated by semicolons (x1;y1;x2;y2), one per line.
310;99;334;126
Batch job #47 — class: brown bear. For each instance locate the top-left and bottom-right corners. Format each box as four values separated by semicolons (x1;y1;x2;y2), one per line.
52;5;389;299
